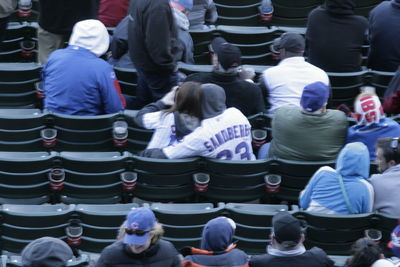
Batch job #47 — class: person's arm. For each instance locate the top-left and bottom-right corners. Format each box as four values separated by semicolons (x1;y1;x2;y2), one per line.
110;17;129;60
299;167;329;210
98;67;125;114
258;74;270;111
162;128;205;159
204;0;218;25
252;83;266;114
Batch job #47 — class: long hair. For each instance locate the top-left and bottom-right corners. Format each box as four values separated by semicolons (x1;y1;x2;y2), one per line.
165;81;203;119
346;238;382;267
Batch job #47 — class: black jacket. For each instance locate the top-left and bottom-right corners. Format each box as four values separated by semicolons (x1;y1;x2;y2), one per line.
185;71;265;117
306;0;368;72
128;0;179;73
95;240;182;267
38;0;99;34
249;247;334;267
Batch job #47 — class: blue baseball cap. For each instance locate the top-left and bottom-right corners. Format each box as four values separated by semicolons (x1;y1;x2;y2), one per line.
300;81;330;112
124;208;156;245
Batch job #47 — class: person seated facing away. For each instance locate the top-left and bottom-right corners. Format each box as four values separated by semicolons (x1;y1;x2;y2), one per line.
369;137;400;217
299;142;374;214
181;217;249;267
264;81;347;161
185;37;264;117
347;92;400;161
95;208;181;267
346;238;385;267
260;32;329;114
249;211;334;267
134;81;202;149
140;83;256;160
21;237;73;267
43;19;125;115
306;0;368;72
188;0;218;30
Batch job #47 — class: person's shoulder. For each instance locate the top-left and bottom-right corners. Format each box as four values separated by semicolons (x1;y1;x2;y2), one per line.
100;241;125;257
157;239;179;253
185;72;213;83
249;253;272;265
274;105;299;116
307;6;325;20
325;109;347;120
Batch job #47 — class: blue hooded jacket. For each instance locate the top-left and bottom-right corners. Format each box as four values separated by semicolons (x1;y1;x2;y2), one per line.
299;142;374;214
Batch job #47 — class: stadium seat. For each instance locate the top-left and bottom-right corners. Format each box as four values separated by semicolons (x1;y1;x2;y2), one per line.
0;151;57;204
0;23;37;62
269;159;336;203
49;112;122;151
178;62;213;75
326;70;367;108
189;27;217;65
270;0;320;27
375;213;398;256
59;151;130;204
150;202;225;249
294;211;379;255
215;2;261;27
199;158;269;202
113;66;137;96
0;109;46;151
0;62;41;107
123;110;153;153
131;155;200;201
1;204;75;253
74;203;138;253
368;70;396;98
225;202;290;254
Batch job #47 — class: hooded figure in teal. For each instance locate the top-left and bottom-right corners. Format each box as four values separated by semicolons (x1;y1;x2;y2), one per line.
299;142;374;214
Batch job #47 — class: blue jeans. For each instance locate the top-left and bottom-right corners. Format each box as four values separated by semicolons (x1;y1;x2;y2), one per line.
135;69;178;108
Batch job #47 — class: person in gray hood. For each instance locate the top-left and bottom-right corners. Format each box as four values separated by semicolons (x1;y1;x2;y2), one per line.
140;83;255;160
305;0;368;72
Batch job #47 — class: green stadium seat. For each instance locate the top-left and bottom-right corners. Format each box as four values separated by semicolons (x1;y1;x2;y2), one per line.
113;66;137;96
123;110;153;153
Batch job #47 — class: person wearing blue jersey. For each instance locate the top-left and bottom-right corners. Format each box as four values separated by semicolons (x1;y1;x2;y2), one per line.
347;92;400;161
299;142;374;215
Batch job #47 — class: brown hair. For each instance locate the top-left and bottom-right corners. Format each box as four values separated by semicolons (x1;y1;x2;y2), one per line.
165;81;203;119
376;136;400;165
346;238;382;267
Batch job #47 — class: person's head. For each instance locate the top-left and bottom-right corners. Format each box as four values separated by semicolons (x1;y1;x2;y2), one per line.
123;207;164;254
270;211;304;251
375;137;400;173
336;142;370;179
325;0;355;15
354;92;384;126
167;81;203;119
170;0;193;14
300;81;330;114
21;237;73;267
200;216;236;252
68;19;109;57
201;83;226;119
347;238;383;267
271;32;305;60
388;225;400;257
210;37;242;72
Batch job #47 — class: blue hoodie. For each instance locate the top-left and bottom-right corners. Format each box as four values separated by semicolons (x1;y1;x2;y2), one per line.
299;142;374;214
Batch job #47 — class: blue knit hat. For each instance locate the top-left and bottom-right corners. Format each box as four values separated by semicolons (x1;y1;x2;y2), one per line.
300;81;330;112
171;0;193;11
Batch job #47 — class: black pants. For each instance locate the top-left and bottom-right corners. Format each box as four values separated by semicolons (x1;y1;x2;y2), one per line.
0;16;10;48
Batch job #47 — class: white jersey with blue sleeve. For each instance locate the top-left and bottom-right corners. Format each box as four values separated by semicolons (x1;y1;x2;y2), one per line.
163;108;255;160
142;111;177;149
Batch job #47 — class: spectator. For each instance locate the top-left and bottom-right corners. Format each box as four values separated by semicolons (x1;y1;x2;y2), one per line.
95;207;181;267
170;0;195;65
260;32;329;114
299;142;374;214
346;238;384;267
99;0;129;27
249;211;334;267
181;217;249;266
21;237;73;267
369;137;400;217
43;19;125;115
140;83;256;160
306;0;368;72
128;0;180;108
368;0;400;72
188;0;217;30
383;66;400;115
108;16;134;69
134;82;202;149
185;37;265;116
0;0;17;45
38;0;99;64
261;81;347;161
347;92;400;160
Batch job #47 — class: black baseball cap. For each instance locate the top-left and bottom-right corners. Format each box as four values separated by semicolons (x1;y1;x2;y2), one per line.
211;37;241;70
271;32;305;54
272;211;302;243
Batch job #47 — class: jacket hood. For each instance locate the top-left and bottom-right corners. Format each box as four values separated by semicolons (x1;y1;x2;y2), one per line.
336;142;370;180
200;217;235;252
69;19;109;57
325;0;355;15
201;83;226;119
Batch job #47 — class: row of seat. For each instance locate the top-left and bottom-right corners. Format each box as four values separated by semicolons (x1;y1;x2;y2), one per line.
0;202;396;257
